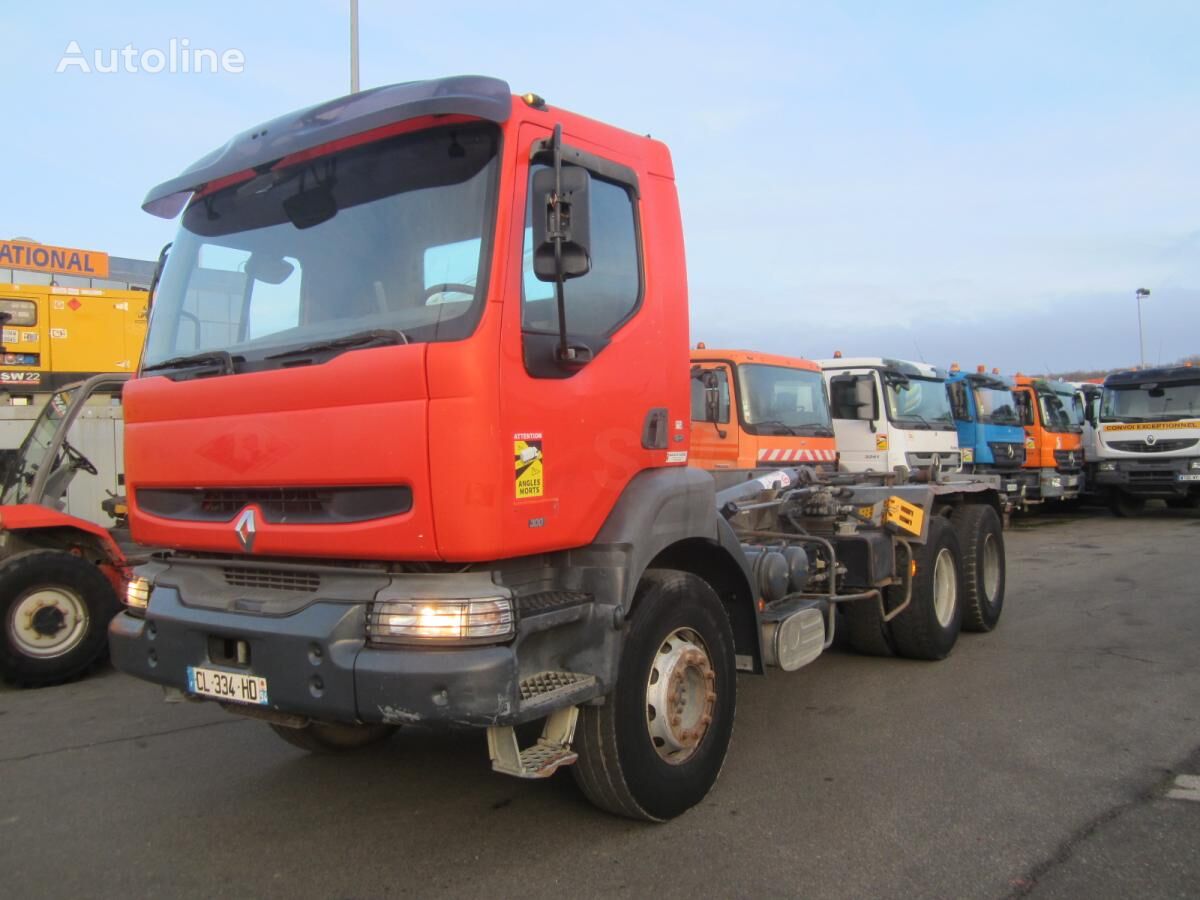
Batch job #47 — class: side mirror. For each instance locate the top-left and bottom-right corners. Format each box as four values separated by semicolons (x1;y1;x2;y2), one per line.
531;165;591;282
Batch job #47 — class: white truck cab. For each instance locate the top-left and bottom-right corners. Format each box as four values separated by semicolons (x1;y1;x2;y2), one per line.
819;357;960;476
1083;365;1200;515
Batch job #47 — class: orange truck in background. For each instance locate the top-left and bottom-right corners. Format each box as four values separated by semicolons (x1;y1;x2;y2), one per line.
1012;375;1085;504
689;348;837;471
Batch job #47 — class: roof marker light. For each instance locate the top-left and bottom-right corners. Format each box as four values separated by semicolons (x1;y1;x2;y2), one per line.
521;92;547;110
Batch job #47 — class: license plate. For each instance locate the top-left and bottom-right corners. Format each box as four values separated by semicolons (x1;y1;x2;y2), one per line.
1005;483;1019;492
187;665;269;706
1178;473;1200;482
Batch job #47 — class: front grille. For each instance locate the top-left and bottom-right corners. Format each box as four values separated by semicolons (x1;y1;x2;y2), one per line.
202;489;322;517
223;567;321;592
1108;438;1197;453
137;485;413;524
1053;450;1082;472
987;442;1026;468
1129;470;1176;481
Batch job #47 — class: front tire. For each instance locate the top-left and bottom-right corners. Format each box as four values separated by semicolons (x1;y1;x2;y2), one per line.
572;569;736;821
888;517;963;660
269;721;396;753
953;504;1005;633
0;550;120;687
1111;492;1146;517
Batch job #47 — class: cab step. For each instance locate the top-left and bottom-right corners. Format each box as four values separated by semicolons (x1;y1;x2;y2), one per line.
488;706;579;779
518;670;598;714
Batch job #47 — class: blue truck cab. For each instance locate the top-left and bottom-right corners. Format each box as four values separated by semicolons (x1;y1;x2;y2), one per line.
946;366;1030;505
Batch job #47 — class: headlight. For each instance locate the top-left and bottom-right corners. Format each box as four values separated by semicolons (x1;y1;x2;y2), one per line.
368;597;514;645
1190;460;1200;470
1099;462;1117;472
125;576;151;610
1049;477;1063;488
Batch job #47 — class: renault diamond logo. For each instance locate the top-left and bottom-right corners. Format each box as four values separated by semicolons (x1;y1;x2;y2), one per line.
1145;434;1157;447
1068;451;1076;466
1005;444;1015;459
234;508;257;552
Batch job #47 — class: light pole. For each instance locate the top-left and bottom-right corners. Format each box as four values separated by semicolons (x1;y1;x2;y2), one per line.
1135;287;1150;369
350;0;360;93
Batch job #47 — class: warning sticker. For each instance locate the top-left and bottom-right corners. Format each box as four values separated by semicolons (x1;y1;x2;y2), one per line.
514;433;544;499
1;329;17;344
50;328;68;339
875;433;889;451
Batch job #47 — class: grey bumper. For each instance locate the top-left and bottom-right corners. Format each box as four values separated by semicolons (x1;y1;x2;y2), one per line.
1091;457;1200;496
110;576;610;728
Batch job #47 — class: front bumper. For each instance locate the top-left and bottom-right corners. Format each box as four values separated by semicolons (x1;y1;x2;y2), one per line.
1021;469;1082;502
1091;457;1200;497
109;564;614;728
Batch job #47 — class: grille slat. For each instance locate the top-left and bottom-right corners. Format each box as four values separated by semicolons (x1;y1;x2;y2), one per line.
1108;439;1197;453
223;567;321;592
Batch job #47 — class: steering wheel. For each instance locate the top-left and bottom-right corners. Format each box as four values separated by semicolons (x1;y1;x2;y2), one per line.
423;283;477;304
61;440;98;476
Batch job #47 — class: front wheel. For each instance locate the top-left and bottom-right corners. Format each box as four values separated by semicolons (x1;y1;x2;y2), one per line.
1111;492;1147;517
572;569;736;821
269;721;397;753
0;550;121;687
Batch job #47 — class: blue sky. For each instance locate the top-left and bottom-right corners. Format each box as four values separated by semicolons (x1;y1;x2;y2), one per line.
4;1;1198;373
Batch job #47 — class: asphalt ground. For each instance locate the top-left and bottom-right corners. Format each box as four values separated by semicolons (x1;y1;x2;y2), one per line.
2;505;1198;899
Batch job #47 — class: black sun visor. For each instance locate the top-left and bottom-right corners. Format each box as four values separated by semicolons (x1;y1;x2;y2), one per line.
142;75;512;218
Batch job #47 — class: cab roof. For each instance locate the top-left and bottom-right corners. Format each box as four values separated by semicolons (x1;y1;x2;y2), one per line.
1105;364;1200;389
817;357;946;380
143;75;513;218
690;348;821;371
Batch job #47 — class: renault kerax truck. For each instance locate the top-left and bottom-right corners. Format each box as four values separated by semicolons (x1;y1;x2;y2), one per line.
1083;365;1200;515
108;76;1009;822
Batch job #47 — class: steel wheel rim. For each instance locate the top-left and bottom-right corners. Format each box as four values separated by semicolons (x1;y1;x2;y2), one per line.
981;534;1001;603
645;627;717;765
932;548;957;627
8;586;89;658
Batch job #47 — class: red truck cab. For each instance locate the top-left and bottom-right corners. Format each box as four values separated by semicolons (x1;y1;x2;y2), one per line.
108;77;761;821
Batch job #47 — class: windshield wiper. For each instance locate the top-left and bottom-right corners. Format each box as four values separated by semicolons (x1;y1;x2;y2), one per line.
265;328;409;361
142;350;236;376
751;420;800;436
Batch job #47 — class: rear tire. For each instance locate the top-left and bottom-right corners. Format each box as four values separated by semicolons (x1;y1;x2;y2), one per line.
1111;492;1146;517
953;504;1005;633
0;550;121;688
888;518;962;660
572;569;736;821
269;721;396;753
841;587;896;657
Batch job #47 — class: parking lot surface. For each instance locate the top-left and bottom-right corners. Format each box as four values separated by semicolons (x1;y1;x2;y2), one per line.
2;508;1198;899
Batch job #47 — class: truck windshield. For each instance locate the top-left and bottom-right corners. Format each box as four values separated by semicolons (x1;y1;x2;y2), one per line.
738;364;833;436
975;386;1020;425
1101;381;1200;422
885;377;954;430
142;123;500;372
1038;390;1084;433
0;386;74;505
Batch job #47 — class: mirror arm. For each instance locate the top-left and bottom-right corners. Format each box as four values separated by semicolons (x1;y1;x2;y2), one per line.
547;124;577;365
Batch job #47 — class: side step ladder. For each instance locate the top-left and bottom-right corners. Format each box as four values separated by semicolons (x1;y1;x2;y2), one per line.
488;706;579;779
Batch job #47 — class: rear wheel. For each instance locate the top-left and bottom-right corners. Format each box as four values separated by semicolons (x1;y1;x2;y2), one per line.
1111;492;1146;517
953;504;1005;633
572;569;736;821
888;518;962;660
269;721;396;753
0;550;120;687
